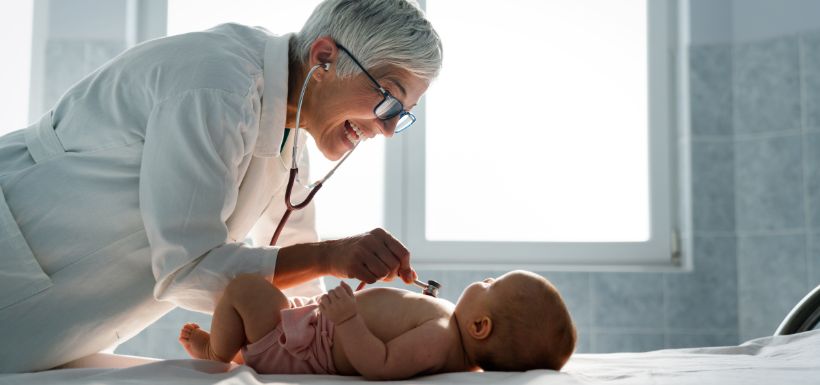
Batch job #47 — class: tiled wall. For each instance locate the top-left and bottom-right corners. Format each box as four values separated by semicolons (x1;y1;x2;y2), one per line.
691;31;820;343
40;30;820;358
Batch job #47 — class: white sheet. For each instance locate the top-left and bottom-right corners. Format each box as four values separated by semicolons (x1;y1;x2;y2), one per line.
3;330;819;385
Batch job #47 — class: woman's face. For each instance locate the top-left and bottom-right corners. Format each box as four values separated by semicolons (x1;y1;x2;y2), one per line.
303;65;429;161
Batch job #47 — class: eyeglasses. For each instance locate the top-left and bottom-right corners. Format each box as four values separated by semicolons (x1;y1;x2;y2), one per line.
336;43;416;133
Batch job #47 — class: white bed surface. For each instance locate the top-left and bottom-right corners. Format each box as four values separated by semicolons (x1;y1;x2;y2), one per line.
3;330;819;385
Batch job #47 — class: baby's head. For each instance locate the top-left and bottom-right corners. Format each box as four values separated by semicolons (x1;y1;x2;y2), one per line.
454;270;576;371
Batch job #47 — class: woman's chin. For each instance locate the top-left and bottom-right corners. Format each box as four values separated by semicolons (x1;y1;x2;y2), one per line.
317;144;344;161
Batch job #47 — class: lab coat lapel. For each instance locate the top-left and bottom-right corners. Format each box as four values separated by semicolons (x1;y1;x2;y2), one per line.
255;32;292;157
226;156;286;243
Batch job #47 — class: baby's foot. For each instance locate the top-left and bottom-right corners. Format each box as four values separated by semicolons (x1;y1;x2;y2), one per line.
178;323;213;360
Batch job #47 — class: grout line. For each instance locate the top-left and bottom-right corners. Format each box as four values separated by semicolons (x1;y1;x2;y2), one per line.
731;37;743;342
690;230;742;237
732;228;807;237
592;326;737;334
800;34;813;292
662;272;669;347
588;272;596;352
691;129;803;143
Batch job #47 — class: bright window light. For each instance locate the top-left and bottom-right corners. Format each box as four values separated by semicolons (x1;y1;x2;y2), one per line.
424;0;649;242
0;1;34;134
167;0;319;37
167;0;385;239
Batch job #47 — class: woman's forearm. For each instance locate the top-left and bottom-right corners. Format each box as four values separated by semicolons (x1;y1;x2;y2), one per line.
271;242;329;289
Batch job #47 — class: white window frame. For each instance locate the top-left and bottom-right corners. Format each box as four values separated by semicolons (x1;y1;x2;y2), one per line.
385;0;682;271
125;0;168;47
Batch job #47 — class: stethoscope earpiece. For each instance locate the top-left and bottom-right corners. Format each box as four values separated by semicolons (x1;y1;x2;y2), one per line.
322;62;330;71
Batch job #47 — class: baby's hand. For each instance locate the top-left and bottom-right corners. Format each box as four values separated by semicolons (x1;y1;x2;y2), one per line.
319;281;357;325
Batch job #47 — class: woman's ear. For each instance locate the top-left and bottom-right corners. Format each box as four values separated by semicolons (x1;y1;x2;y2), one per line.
469;316;493;340
308;36;338;81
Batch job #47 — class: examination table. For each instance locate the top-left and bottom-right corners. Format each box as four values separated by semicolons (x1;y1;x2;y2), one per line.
1;286;818;385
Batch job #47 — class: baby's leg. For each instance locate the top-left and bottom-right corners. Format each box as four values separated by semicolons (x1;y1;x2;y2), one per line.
179;274;289;362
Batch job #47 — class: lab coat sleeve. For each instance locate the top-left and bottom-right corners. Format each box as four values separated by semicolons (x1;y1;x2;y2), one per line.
140;88;278;313
247;131;324;297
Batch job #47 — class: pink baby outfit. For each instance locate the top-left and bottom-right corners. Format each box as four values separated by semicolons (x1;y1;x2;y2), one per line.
241;296;337;374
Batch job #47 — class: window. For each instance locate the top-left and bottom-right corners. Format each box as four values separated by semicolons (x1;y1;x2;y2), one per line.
387;0;678;269
163;0;679;269
0;1;34;135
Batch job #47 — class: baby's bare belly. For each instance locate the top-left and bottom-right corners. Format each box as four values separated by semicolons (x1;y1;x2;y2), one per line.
325;287;453;375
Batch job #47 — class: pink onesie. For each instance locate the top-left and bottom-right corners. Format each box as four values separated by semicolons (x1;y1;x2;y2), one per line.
241;296;337;374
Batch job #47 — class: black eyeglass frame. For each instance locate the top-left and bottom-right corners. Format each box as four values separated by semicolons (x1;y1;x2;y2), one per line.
335;43;416;133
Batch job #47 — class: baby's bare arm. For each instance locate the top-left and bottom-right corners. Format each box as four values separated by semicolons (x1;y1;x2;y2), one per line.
338;316;451;380
319;283;450;380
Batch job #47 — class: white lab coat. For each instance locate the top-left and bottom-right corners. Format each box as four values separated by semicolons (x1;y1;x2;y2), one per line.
0;24;324;372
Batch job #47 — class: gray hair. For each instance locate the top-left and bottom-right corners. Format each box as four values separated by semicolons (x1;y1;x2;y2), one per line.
293;0;443;82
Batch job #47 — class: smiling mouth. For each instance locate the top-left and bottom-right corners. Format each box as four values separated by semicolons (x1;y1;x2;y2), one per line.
344;120;366;145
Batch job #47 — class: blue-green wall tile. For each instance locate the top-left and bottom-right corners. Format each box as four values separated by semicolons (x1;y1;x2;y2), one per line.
810;232;820;286
734;36;801;134
592;273;664;329
690;44;733;137
665;235;737;330
574;327;592;353
691;140;735;232
803;31;820;131
803;133;820;228
592;332;665;353
666;332;739;348
737;234;808;341
734;135;804;232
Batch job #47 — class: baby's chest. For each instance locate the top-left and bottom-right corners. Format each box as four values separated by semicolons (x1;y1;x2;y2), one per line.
356;297;448;341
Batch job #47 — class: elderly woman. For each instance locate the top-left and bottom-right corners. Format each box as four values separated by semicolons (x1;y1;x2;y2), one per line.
0;0;442;372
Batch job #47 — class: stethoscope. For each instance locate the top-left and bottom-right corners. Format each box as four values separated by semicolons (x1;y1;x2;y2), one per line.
267;62;358;246
266;62;441;298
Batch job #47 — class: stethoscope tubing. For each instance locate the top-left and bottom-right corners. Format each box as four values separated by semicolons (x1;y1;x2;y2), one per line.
269;168;323;246
269;63;351;247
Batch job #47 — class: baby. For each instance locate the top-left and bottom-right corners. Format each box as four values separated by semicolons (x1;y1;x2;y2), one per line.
178;270;577;380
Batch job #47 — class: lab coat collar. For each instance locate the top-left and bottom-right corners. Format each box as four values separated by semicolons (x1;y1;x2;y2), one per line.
256;32;293;157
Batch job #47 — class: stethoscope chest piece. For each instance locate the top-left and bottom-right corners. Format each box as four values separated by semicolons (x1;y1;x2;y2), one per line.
418;279;441;297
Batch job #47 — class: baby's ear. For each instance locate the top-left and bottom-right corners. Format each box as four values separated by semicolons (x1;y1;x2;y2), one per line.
469;316;493;340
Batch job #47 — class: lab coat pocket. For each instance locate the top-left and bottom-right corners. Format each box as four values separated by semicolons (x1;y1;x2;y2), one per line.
0;185;52;310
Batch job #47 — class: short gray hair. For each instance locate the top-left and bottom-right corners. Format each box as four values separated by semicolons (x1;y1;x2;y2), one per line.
293;0;443;82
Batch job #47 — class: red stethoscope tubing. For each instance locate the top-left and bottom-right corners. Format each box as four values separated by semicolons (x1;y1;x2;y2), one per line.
269;168;322;247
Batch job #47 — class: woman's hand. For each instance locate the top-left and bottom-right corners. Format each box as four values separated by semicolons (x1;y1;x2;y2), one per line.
319;281;357;325
324;228;417;285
